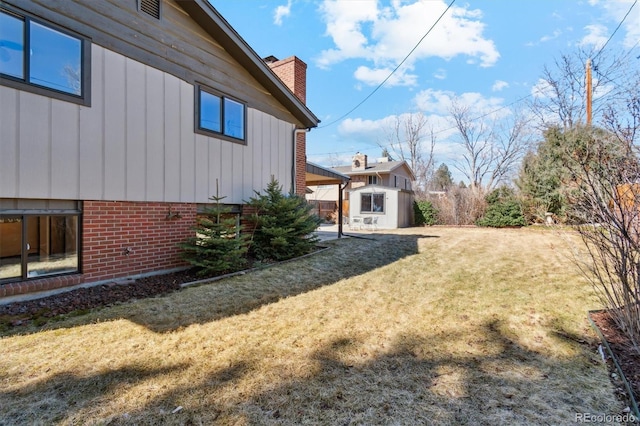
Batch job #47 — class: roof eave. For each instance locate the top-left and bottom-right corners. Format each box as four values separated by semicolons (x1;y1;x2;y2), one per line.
175;0;320;129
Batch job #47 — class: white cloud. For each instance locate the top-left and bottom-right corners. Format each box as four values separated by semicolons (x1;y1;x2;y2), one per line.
316;0;499;86
540;29;562;43
530;79;555;99
589;0;640;49
579;24;609;49
353;65;418;87
274;0;292;26
492;80;509;92
433;68;447;80
413;89;506;119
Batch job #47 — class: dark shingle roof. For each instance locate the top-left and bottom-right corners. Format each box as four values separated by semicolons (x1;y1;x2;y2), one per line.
332;160;409;176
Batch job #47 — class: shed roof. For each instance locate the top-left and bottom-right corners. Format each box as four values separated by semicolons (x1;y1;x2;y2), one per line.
332;160;416;180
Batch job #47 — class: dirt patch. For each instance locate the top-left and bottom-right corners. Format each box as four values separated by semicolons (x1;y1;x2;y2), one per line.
590;310;640;408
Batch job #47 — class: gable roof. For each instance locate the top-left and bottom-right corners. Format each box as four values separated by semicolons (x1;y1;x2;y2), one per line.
176;0;319;129
332;160;416;180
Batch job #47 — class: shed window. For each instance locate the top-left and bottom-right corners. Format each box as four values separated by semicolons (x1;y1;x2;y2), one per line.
361;193;384;213
0;7;89;104
197;86;246;142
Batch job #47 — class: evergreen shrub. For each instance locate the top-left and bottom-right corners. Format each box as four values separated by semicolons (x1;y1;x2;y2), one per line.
245;178;322;261
414;200;437;226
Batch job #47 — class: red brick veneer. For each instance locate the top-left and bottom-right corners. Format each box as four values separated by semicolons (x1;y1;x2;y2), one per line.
82;201;195;281
0;201;196;297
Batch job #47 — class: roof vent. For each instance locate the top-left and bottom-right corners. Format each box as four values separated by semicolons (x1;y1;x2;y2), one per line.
140;0;161;19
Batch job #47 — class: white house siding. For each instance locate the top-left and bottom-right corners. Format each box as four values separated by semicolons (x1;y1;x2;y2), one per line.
347;186;414;229
0;44;294;205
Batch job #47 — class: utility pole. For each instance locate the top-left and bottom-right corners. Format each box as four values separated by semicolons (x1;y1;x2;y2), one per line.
586;58;592;126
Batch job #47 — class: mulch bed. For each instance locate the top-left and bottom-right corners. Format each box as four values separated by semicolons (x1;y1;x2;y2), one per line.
590;310;640;409
0;268;208;328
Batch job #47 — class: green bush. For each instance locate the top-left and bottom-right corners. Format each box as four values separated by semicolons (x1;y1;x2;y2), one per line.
245;178;322;262
179;185;249;275
414;200;437;226
476;187;526;228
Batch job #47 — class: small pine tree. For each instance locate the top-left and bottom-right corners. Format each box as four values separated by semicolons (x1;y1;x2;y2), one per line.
245;178;322;262
179;181;248;275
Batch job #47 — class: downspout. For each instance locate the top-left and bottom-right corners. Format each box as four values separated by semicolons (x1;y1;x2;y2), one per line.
292;128;309;194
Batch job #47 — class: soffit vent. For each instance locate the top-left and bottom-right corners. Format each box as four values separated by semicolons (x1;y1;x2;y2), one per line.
140;0;161;19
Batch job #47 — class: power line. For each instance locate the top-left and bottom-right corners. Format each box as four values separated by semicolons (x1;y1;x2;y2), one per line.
311;0;639;159
593;0;637;62
317;0;456;129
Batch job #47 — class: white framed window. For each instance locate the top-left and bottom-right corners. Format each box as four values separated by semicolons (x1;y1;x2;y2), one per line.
368;176;378;185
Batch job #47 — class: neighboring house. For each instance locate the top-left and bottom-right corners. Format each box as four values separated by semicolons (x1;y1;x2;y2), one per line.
307;153;415;229
0;0;319;298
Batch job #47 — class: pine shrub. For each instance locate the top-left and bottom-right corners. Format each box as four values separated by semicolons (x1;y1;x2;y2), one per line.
476;186;526;228
179;184;248;275
245;178;322;261
414;200;437;226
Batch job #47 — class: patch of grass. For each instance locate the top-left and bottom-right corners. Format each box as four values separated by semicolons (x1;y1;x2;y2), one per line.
0;228;624;425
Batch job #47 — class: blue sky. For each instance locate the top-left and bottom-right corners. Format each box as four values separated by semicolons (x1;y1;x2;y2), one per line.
213;0;639;180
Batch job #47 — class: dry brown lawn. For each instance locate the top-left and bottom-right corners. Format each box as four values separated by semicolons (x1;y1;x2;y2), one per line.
0;227;626;425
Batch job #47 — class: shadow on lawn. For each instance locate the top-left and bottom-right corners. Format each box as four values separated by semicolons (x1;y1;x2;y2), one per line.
0;363;188;425
8;318;611;425
77;233;438;333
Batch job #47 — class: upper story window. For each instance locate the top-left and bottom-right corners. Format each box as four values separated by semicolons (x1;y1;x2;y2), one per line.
0;7;90;105
197;86;246;142
368;176;378;185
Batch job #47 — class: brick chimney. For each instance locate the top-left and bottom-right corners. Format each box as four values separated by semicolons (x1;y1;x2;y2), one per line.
266;55;307;103
266;56;308;196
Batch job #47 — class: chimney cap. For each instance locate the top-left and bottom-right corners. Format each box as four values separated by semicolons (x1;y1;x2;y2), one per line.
263;55;279;63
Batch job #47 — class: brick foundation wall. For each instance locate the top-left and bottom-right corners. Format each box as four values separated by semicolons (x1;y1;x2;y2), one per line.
0;201;196;298
0;274;84;298
82;201;196;281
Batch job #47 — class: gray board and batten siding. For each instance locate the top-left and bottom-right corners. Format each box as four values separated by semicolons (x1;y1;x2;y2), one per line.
0;0;315;205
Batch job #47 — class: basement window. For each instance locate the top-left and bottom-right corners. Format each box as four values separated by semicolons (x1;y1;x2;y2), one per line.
0;6;90;105
0;214;80;283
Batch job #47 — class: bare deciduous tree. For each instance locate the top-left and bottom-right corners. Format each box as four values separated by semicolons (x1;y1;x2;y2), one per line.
449;100;493;191
529;48;637;131
601;68;640;148
449;100;532;192
564;127;640;351
380;112;435;192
